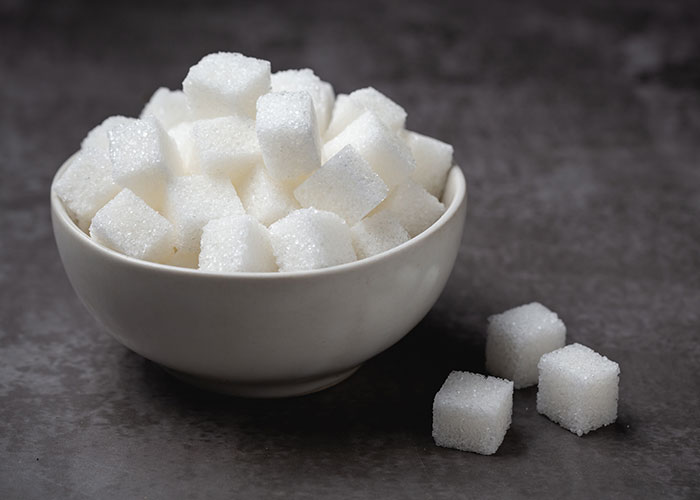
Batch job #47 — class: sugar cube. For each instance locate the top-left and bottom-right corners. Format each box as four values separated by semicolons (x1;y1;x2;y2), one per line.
402;130;454;198
163;175;245;254
268;208;357;271
294;145;388;225
183;52;271;119
486;302;567;389
140;87;190;129
238;166;300;226
190;115;260;181
325;88;406;139
351;211;409;259
81;115;131;153
256;91;322;182
108;117;182;210
432;371;513;455
323;111;415;188
271;69;335;133
380;180;445;237
54;148;120;232
537;343;620;436
167;121;196;174
199;215;277;273
89;188;175;263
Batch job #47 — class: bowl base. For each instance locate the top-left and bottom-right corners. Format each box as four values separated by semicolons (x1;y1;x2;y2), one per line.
161;365;362;398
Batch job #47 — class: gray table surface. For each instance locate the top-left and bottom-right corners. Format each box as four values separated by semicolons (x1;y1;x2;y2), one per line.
2;0;699;498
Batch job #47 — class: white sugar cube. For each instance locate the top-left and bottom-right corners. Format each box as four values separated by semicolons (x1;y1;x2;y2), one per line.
323;111;415;188
256;91;322;182
140;87;190;129
380;180;445;237
54;148;120;232
271;69;335;133
167;121;196;174
190;116;260;181
108;117;181;210
351;211;409;259
325;88;406;139
238;166;300;226
402;130;454;198
199;215;277;273
89;188;175;263
486;302;567;389
81;115;131;153
537;343;620;436
163;175;245;254
294;145;388;225
183;52;271;119
269;208;357;271
432;371;513;455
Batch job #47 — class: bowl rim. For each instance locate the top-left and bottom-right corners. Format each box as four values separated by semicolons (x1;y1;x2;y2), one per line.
51;156;467;280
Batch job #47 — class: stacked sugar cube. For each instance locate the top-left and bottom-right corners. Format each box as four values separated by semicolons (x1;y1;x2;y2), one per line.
54;52;457;272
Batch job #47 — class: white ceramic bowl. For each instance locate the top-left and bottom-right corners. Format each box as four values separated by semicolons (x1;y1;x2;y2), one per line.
51;157;467;397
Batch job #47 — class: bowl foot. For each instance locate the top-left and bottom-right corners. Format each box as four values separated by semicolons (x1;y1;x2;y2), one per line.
161;365;362;398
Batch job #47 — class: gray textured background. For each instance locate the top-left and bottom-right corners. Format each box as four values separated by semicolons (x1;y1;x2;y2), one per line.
1;0;699;498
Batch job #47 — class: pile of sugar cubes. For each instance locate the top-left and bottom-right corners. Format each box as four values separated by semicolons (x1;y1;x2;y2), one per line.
432;303;620;455
54;52;455;273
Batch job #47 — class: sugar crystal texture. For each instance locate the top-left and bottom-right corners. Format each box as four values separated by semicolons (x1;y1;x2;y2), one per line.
199;215;277;273
140;87;191;130
108;117;182;210
351;211;409;259
402;130;454;198
190;115;260;181
163;175;245;254
238;166;300;226
323;111;415;188
167;121;197;174
294;145;388;225
271;69;335;133
183;52;271;119
486;302;567;389
432;371;513;455
54;148;120;231
325;88;406;139
537;343;620;436
380;180;445;237
81;115;132;153
89;188;175;263
268;208;357;272
256;91;322;182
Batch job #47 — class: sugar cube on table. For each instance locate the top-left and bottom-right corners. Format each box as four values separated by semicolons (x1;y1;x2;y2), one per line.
89;188;175;263
350;211;409;259
163;175;245;255
325;88;406;139
238;166;300;226
81;115;131;153
294;145;388;225
199;215;277;273
402;130;454;199
432;371;514;455
268;208;357;272
190;115;260;182
537;343;620;436
380;180;445;237
183;52;271;119
256;91;322;182
54;148;120;232
108;117;182;211
271;69;335;133
140;87;190;130
323;111;415;188
486;302;567;389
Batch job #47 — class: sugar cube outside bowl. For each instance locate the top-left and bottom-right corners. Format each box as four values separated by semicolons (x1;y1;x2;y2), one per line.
51;155;468;398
